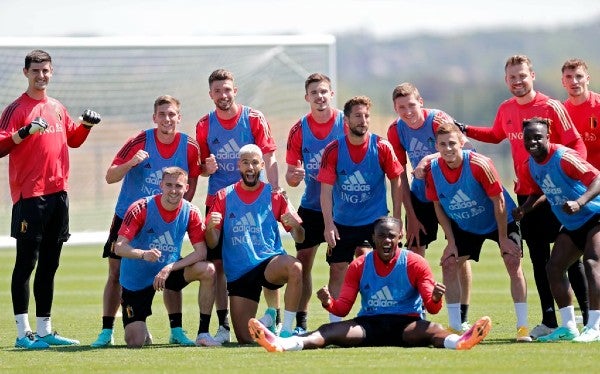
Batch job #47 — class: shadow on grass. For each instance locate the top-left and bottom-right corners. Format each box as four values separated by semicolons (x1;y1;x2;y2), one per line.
483;337;538;345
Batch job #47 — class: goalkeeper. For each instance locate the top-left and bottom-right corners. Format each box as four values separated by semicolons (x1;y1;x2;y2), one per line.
0;49;101;350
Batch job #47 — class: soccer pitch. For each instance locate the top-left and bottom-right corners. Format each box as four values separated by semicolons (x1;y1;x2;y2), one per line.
0;238;596;373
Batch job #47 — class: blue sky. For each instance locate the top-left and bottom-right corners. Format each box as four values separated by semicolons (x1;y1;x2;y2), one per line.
1;0;599;38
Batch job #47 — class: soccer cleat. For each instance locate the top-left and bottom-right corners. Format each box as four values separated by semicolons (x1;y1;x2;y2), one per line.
263;307;278;334
213;325;231;344
447;322;472;335
456;316;492;350
293;326;307;336
169;327;196;346
460;322;471;332
516;326;533;342
529;323;555;339
90;328;114;348
15;331;50;350
196;332;222;347
36;331;80;346
248;317;283;352
279;329;293;338
537;326;579;342
572;327;600;343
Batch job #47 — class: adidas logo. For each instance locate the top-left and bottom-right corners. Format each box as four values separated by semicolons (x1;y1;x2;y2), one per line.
144;170;163;186
407;138;432;160
341;170;371;192
305;149;324;173
367;286;398;308
448;190;477;209
541;174;562;195
149;231;178;259
215;139;241;161
234;212;261;234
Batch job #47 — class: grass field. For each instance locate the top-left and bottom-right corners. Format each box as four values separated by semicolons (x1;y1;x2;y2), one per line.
0;237;596;373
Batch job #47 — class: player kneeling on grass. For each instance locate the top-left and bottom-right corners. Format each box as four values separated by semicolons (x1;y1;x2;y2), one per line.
115;167;220;348
249;216;491;352
515;117;600;343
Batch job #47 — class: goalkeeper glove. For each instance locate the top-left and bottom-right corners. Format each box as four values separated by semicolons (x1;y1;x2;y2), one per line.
79;109;101;128
453;119;468;134
18;117;48;139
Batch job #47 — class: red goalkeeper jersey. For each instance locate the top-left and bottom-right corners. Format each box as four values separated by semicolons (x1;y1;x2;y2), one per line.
0;93;91;203
467;91;585;194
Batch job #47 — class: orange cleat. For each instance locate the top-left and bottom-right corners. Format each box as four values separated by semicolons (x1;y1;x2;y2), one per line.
456;316;492;350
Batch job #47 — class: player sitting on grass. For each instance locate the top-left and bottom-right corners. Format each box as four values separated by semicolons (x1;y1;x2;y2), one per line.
249;216;491;351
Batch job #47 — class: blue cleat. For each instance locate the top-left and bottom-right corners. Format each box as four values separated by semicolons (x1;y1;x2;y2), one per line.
169;327;196;346
293;326;307;336
263;307;278;335
537;326;579;342
36;331;80;346
15;331;50;350
91;328;114;348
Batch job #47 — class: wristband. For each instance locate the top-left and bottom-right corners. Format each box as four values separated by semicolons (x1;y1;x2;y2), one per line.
18;125;31;140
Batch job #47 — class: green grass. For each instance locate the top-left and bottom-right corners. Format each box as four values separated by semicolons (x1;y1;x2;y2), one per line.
0;238;597;373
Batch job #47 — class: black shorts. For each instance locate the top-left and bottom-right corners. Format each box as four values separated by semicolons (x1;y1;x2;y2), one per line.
205;205;223;261
452;220;522;262
295;206;326;251
406;192;438;249
11;191;70;242
327;222;375;264
227;257;283;303
351;314;421;347
121;285;155;326
558;214;600;250
103;214;123;259
121;268;188;326
517;194;561;243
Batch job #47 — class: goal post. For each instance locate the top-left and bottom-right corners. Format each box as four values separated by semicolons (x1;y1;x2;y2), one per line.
0;35;337;245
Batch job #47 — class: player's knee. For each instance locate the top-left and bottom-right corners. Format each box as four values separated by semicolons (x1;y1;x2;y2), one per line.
288;258;303;278
441;259;459;275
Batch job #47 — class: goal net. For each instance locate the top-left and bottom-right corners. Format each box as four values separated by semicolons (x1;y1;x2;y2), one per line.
0;35;336;245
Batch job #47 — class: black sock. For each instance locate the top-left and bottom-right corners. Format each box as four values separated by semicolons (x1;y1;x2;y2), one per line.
582;308;589;326
217;309;230;329
460;304;469;324
198;313;212;334
169;313;183;329
102;316;115;330
296;311;307;330
542;308;558;328
275;308;281;325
